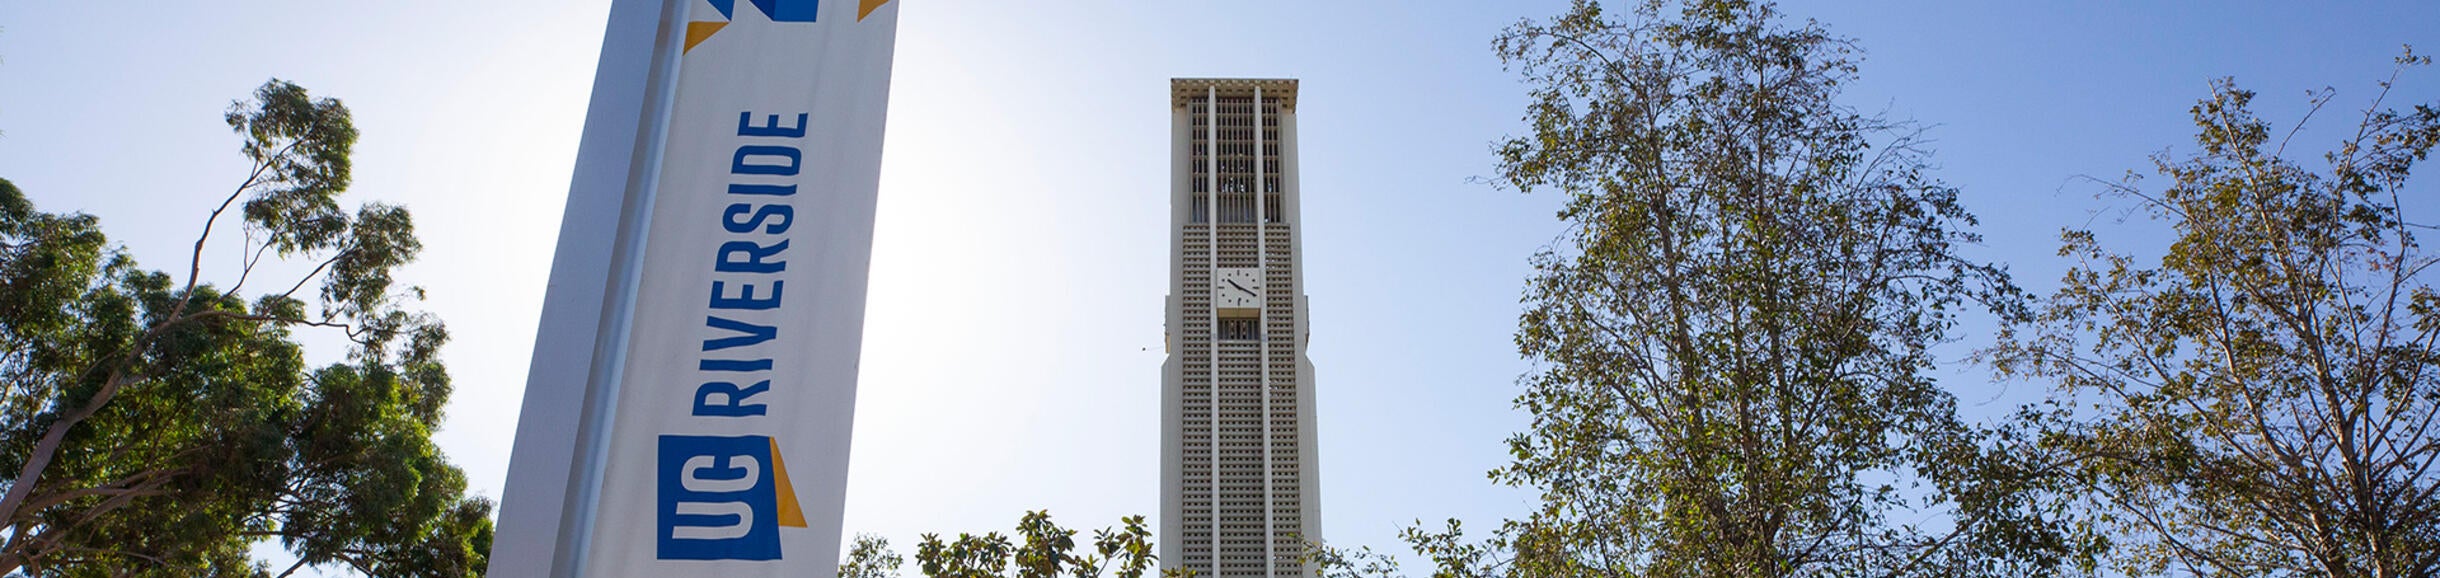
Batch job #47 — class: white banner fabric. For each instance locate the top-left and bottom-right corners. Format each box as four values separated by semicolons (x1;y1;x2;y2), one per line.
577;0;897;573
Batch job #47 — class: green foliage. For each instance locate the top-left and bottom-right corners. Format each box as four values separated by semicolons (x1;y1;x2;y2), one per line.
843;534;908;578
0;80;491;577
1992;51;2440;578
896;512;1179;578
226;79;358;257
1374;1;2096;576
1303;539;1403;578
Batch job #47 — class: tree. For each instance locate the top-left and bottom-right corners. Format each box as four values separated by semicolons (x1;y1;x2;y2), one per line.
865;511;1180;578
1401;1;2089;576
1992;52;2440;578
0;80;492;576
843;534;908;578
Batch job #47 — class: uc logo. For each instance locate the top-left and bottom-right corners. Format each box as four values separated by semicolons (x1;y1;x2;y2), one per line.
657;435;808;560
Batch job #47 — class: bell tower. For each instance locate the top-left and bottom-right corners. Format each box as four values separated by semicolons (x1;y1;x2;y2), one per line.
1160;78;1320;578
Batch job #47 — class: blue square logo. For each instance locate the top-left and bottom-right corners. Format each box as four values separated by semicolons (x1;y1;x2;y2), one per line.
658;435;782;560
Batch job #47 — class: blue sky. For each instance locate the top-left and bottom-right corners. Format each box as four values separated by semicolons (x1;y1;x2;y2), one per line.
2;1;2436;576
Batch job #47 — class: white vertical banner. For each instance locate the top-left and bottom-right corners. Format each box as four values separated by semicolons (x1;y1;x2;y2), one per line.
495;0;899;575
588;0;900;570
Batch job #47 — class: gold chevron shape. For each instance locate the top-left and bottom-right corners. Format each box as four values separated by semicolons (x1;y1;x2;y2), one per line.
768;438;807;527
684;20;728;53
859;0;893;21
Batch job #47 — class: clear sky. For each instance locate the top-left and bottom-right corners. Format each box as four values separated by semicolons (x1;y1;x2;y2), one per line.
2;1;2436;576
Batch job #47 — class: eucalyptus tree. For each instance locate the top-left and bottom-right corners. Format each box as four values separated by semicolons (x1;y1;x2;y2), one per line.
0;80;490;576
1394;1;2090;577
1993;53;2440;578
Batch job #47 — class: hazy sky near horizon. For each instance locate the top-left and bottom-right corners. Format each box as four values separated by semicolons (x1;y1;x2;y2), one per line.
2;1;2437;575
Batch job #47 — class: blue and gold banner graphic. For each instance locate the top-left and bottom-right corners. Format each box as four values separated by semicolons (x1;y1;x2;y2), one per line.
494;0;899;575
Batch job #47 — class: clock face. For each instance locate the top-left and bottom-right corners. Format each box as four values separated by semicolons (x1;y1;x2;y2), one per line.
1215;267;1262;309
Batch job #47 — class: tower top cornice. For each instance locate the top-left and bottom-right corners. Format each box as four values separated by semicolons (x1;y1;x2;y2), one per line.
1171;78;1298;111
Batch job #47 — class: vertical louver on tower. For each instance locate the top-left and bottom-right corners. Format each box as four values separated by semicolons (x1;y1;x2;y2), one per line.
1161;78;1319;578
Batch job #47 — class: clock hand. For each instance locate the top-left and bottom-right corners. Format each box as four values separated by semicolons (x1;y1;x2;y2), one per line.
1225;279;1256;295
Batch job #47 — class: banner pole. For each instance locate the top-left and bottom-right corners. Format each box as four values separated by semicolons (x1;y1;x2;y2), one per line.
557;0;690;573
493;0;686;575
